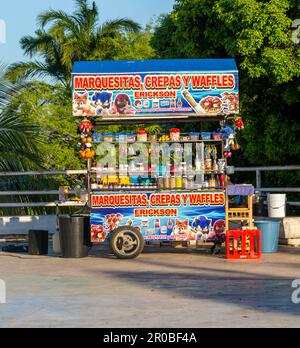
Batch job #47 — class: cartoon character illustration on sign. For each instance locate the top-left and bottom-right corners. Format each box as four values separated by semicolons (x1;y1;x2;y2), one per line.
209;219;226;254
212;219;226;241
134;100;143;108
91;92;112;116
172;218;193;239
73;92;96;116
111;94;136;115
191;215;212;241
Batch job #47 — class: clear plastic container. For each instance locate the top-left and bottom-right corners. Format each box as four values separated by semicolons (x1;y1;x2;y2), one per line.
213;132;222;140
201;132;211;140
137;129;148;142
169;128;180;141
92;133;102;142
189;132;200;141
127;133;136;142
118;133;128;142
103;133;113;142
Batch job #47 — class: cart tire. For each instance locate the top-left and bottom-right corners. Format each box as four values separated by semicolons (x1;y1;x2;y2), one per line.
110;226;144;259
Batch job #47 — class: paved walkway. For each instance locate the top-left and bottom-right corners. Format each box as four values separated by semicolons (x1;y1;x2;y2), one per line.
0;244;300;328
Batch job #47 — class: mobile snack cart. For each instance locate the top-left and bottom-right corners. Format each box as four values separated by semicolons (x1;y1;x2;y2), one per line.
72;59;243;259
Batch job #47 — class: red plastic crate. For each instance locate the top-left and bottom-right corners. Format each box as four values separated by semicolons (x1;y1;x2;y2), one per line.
226;230;261;259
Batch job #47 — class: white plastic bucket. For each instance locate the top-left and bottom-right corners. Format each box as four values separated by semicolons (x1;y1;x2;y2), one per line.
267;193;286;218
52;232;61;254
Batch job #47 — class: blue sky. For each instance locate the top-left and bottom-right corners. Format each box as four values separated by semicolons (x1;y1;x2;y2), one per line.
0;0;175;64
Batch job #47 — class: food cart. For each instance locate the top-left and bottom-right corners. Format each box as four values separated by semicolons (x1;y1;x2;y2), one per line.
72;59;243;259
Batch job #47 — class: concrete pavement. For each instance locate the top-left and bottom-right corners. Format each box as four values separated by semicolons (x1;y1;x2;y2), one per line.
0;244;300;328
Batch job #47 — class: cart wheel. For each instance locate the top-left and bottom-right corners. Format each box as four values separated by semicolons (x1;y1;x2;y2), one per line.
110;226;144;259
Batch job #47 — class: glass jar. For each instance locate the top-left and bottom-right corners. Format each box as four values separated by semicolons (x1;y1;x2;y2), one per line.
208;177;217;188
205;159;212;170
170;177;176;189
212;160;219;171
157;176;164;188
187;177;194;189
163;176;170;189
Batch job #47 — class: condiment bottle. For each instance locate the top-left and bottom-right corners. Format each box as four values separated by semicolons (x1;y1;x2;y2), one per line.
175;176;182;188
170;176;176;189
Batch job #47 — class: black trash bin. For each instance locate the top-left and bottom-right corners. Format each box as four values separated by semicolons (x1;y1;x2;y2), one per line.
28;230;49;255
59;215;91;258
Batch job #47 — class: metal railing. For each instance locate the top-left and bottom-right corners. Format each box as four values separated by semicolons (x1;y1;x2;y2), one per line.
234;165;300;191
0;170;87;208
234;165;300;206
0;166;299;208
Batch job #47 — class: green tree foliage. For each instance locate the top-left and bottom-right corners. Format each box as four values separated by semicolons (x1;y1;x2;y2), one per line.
0;65;59;215
152;0;300;187
0;64;39;172
7;82;82;171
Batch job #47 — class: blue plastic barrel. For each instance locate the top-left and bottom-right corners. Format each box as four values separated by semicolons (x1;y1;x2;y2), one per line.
255;220;281;253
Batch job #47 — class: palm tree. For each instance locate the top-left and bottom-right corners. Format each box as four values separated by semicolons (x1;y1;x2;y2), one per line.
5;30;69;86
0;64;66;215
0;63;44;214
5;0;141;86
0;64;39;172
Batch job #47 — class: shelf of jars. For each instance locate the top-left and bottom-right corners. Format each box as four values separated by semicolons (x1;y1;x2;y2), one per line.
89;166;226;191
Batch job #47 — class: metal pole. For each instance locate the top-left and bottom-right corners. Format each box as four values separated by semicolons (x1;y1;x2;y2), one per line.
256;169;261;189
87;159;92;210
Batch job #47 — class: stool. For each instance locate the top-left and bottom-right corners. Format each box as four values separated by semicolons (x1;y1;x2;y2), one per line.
225;185;254;230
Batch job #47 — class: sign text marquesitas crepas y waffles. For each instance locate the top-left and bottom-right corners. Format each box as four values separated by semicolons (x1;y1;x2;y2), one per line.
91;192;225;208
72;59;239;117
73;74;235;91
90;191;226;243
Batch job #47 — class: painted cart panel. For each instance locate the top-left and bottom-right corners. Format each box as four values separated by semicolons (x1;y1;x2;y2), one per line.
72;59;239;118
91;191;226;243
